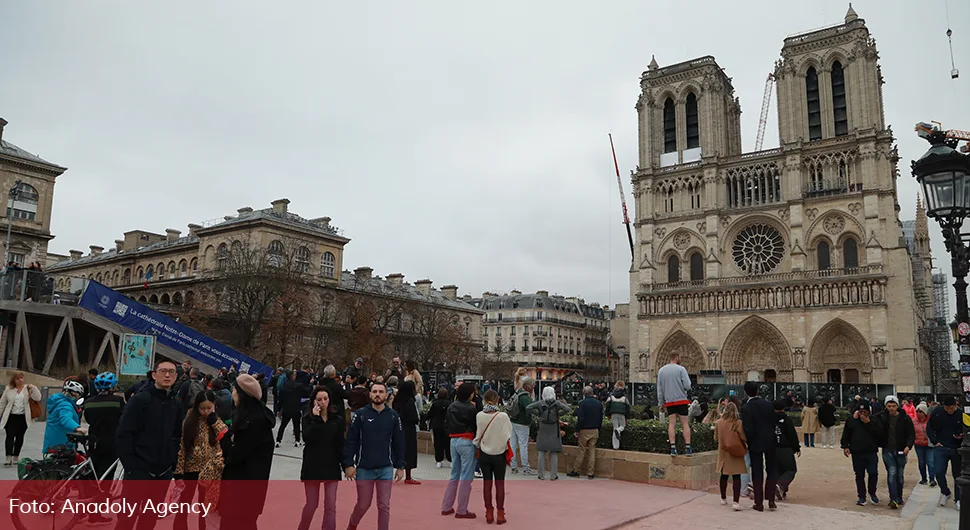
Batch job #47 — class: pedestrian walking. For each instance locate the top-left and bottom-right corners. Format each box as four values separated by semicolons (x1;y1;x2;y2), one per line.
0;371;40;466
818;397;837;448
392;380;421;484
173;390;228;530
927;395;963;510
606;383;631;450
299;386;344;530
427;388;452;468
526;386;571;480
657;352;693;455
841;401;882;506
773;399;801;501
874;395;915;509
474;389;512;525
913;402;936;486
714;401;747;511
507;377;535;475
741;381;778;512
568;386;603;479
343;382;405;530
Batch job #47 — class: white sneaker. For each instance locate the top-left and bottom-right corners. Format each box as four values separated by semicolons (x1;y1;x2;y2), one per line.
275;442;281;448
436;462;442;469
957;501;961;511
720;498;727;506
940;493;951;506
732;502;742;511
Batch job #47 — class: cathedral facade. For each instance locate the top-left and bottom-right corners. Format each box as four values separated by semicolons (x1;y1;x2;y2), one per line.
627;7;933;391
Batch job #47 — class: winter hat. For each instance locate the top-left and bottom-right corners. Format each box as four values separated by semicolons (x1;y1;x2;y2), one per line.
235;373;262;401
885;395;899;405
917;403;929;415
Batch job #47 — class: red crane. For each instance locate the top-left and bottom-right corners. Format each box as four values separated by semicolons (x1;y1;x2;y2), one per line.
609;134;635;262
754;73;776;152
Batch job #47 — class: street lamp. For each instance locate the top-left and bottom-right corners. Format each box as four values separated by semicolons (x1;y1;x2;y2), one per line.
912;128;970;524
3;180;22;266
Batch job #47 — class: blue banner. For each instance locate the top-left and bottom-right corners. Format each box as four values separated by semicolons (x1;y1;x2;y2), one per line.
79;281;272;377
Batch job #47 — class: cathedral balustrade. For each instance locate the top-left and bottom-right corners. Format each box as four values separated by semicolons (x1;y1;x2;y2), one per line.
637;266;886;316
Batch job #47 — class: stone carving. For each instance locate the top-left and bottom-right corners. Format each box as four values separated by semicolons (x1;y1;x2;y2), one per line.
805;208;818;221
719;215;731;227
673;232;691;250
873;347;888;369
778;208;790;221
823;214;846;235
696;222;707;233
848;202;862;215
792;348;806;369
732;224;785;275
638;351;651;372
707;349;719;369
654;227;666;238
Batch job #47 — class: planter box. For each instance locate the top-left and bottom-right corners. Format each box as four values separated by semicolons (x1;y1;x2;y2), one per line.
416;431;717;490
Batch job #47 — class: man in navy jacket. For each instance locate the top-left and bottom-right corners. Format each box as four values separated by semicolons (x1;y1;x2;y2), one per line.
927;396;964;509
741;381;778;512
569;386;604;478
343;383;405;530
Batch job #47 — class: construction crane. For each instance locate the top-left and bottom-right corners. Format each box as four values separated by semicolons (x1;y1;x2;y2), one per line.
915;122;970;153
754;73;776;151
609;134;635;262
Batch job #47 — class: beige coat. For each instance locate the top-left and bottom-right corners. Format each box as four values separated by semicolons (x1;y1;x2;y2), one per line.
801;406;820;433
0;385;41;429
405;370;423;397
714;418;748;476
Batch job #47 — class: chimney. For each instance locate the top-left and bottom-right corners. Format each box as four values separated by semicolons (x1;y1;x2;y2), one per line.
386;273;404;288
223;216;234;221
271;199;290;213
0;118;7;142
353;267;373;281
462;294;472;301
441;285;458;301
89;245;104;256
536;290;549;297
114;240;124;252
310;216;332;228
415;279;433;297
511;289;522;296
165;229;181;242
69;250;83;261
237;207;253;216
187;223;202;237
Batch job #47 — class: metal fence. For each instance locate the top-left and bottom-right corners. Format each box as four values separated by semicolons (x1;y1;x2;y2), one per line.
0;268;90;306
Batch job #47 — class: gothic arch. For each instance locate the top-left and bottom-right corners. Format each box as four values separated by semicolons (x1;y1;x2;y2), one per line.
721;315;793;383
808;318;871;382
797;55;824;76
822;49;849;70
657;228;704;260
803;210;865;249
677;82;702;102
653;326;706;375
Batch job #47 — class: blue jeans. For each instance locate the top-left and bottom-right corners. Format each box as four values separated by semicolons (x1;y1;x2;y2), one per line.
881;449;907;503
802;433;815;447
740;452;752;492
441;438;476;515
915;445;935;482
510;423;531;472
349;467;393;530
935;446;962;501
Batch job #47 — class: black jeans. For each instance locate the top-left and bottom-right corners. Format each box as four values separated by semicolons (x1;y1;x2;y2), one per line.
851;452;879;499
720;474;741;502
115;470;173;530
172;472;208;530
776;447;798;493
277;411;302;443
4;413;27;456
433;427;451;462
749;447;779;508
478;452;507;510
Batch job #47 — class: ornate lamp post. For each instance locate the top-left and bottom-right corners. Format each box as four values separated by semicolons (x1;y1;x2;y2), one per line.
912;128;970;524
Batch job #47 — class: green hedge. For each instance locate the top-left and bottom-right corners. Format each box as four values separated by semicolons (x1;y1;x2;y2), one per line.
530;413;716;454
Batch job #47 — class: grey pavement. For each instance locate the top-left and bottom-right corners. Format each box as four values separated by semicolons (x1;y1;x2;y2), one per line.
902;480;961;530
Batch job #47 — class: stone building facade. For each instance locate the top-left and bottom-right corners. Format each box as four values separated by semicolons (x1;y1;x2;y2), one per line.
465;291;610;381
0;118;67;266
628;7;933;391
46;199;483;367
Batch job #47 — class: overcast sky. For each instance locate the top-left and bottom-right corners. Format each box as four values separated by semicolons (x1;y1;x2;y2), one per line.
1;0;968;311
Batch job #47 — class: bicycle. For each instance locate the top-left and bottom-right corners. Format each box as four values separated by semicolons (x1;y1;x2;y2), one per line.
9;432;124;530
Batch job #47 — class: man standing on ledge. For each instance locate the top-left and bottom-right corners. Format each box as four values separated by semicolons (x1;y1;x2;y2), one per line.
343;382;405;530
657;352;692;455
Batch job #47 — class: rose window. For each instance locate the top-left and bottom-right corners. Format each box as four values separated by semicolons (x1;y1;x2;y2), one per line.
732;224;785;275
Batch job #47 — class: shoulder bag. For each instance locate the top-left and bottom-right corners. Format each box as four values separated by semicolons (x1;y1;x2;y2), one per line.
475;413;514;465
724;421;747;458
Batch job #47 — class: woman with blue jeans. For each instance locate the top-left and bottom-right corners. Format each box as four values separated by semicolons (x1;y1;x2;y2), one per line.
913;404;936;486
441;383;480;519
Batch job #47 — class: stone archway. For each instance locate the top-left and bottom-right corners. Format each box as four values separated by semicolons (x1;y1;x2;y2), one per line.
808;318;871;383
654;328;706;376
721;316;793;384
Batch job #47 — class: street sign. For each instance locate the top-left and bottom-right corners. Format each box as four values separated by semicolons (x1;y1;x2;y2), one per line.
958;322;970;337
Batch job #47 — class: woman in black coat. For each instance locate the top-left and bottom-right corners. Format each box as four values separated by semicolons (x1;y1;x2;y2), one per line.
427;388;452;466
392;380;420;484
219;375;276;530
298;385;344;530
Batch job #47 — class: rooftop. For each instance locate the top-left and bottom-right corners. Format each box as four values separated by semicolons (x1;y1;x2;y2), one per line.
47;235;200;270
0;139;65;169
340;273;482;313
466;292;606;320
199;207;348;241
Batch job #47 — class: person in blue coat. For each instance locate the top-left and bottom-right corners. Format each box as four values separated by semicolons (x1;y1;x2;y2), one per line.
42;379;86;454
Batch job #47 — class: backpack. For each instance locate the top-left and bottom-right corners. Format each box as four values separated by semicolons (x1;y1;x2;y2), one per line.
184;379;205;409
540;403;559;425
688;401;702;418
507;391;526;421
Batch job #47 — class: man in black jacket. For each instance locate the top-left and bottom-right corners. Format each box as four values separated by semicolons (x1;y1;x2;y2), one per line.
927;395;964;509
773;399;801;501
876;395;915;509
277;371;309;447
741;381;778;512
569;386;604;479
841;401;882;506
115;359;184;530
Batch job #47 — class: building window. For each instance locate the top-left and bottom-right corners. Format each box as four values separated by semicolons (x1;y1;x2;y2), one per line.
689;252;704;281
831;61;848;136
663;188;674;212
296;246;310;273
806;67;822;141
321;252;335;278
179;260;188;278
137;266;144;280
190;258;198;273
843;238;859;270
168;262;176;279
146;265;155;280
663;98;676;153
688;182;701;209
667;255;680;283
267;240;284;267
685;93;700;149
10;253;24;266
817;240;831;270
6;182;39;222
217;244;228;270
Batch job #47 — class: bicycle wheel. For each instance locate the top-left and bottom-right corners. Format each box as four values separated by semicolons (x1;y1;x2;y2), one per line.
10;467;83;530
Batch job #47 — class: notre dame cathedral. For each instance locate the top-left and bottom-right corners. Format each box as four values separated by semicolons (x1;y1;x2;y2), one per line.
628;5;934;392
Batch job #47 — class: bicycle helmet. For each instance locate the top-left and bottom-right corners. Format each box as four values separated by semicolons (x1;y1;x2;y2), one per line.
93;372;117;391
63;380;85;396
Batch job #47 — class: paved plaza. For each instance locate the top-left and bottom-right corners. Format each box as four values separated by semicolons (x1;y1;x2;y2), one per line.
0;421;962;529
